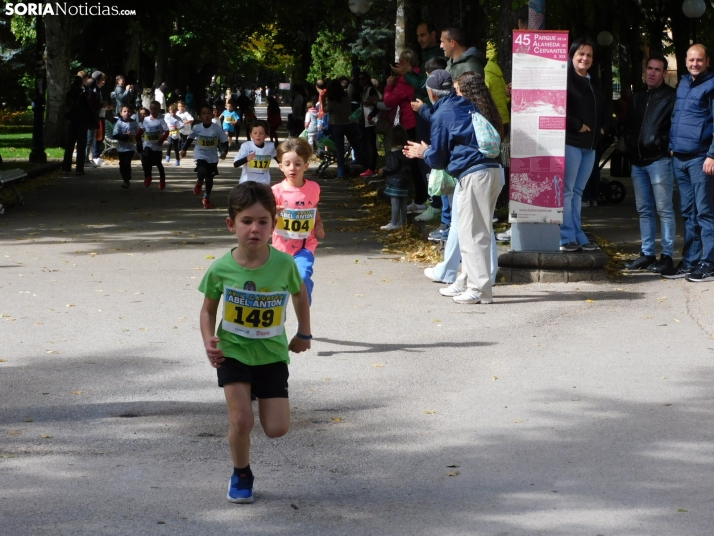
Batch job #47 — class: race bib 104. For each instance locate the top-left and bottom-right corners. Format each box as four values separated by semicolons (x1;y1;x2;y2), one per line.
198;135;217;147
247;154;271;172
222;287;290;339
275;208;316;239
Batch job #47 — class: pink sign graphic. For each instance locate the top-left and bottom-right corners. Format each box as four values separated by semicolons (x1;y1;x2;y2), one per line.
509;31;569;224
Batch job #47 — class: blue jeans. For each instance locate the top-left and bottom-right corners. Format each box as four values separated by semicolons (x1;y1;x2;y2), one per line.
630;158;676;257
441;195;452;226
672;154;714;268
293;249;315;305
561;145;596;245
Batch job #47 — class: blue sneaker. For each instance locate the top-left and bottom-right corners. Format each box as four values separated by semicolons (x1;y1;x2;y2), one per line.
227;470;254;503
165;155;170;163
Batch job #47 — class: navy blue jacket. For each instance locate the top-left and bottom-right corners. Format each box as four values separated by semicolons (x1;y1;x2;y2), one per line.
669;69;714;157
423;93;494;178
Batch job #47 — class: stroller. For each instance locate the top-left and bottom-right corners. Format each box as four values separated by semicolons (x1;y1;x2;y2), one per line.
315;135;354;177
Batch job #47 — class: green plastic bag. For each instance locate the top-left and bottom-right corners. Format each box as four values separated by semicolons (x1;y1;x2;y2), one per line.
299;129;309;139
348;107;362;124
428;169;456;196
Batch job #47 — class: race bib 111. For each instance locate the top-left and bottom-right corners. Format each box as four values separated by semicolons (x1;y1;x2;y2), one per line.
222;287;289;339
275;208;316;239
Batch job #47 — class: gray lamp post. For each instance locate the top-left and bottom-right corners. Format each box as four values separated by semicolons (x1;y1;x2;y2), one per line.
682;0;706;42
28;15;47;164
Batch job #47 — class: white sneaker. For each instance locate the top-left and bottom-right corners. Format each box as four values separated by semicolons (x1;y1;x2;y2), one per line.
439;283;465;297
93;157;105;166
453;291;493;304
380;222;401;231
496;228;511;241
424;267;446;283
407;202;427;214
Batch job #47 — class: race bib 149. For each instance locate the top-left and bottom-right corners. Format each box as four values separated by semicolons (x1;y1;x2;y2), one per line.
275;208;316;239
222;287;289;339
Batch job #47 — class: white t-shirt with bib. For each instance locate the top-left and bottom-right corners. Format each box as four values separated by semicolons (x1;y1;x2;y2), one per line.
234;140;277;185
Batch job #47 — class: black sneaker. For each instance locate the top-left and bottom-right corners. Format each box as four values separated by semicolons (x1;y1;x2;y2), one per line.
686;264;714;283
560;242;582;252
121;181;130;189
624;253;656;270
662;262;692;279
648;254;673;274
581;242;599;251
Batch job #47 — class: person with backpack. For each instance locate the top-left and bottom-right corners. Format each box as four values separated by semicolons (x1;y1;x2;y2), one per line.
404;70;501;305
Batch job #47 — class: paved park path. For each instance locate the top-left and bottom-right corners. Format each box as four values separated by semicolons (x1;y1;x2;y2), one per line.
2;158;714;535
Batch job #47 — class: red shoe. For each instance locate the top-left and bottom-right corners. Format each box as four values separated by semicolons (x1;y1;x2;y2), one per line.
359;169;376;178
159;178;166;190
202;197;212;209
144;176;152;187
193;180;202;196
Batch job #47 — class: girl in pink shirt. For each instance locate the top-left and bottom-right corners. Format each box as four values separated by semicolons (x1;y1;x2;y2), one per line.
272;138;325;304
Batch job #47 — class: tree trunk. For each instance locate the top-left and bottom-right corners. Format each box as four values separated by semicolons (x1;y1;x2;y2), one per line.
44;14;73;147
123;27;141;77
498;0;520;82
152;32;170;89
395;0;405;62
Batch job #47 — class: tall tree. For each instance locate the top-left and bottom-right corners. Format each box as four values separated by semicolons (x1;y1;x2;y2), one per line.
44;14;73;146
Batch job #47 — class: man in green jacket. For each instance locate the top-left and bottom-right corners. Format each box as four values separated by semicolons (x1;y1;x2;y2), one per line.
441;26;486;78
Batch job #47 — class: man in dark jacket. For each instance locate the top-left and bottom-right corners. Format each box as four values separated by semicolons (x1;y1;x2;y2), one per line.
668;44;714;281
404;70;501;305
623;53;676;274
61;76;92;175
441;26;486;78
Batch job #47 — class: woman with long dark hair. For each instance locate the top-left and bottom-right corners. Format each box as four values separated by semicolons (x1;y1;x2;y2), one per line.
424;71;502;287
561;37;607;252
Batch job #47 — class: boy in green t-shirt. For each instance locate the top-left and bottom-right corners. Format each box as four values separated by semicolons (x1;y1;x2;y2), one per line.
198;181;312;504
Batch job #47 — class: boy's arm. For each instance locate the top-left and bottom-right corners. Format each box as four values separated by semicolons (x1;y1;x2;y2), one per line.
288;283;311;353
314;208;325;239
200;297;226;368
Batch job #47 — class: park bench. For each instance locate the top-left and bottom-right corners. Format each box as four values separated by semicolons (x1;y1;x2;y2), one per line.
0;168;27;215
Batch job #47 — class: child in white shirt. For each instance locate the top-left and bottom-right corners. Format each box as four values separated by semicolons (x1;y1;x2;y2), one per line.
233;120;277;185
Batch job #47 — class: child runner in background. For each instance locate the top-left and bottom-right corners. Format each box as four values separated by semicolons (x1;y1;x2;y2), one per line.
266;96;282;144
212;105;223;127
233;120;277;186
113;105;140;189
222;102;240;146
378;125;411;231
243;105;258;141
164;103;184;167
199;181;311;504
181;103;229;209
138;100;169;189
271;138;325;305
303;101;318;150
177;100;194;154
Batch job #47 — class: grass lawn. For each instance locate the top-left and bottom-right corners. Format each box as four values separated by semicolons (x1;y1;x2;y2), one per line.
0;132;64;160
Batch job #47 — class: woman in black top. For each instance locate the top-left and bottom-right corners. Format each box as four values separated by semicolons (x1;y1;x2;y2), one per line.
561;37;607;252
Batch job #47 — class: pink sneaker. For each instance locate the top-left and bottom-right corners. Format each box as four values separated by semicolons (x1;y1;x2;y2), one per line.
360;169;376;178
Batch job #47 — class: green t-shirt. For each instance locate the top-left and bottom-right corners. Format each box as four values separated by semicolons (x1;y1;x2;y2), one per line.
198;247;303;366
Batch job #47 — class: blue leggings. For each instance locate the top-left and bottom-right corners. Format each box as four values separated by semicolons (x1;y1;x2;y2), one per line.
293;249;315;305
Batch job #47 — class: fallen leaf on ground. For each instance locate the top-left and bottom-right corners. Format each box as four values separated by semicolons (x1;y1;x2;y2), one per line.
40;434;52;439
677;508;688;513
66;304;75;307
46;350;58;354
447;471;460;477
1;454;17;458
356;294;363;297
205;255;215;259
423;410;436;415
674;319;681;323
493;376;498;380
513;419;524;423
372;364;384;368
447;464;460;468
24;418;33;422
71;390;83;395
354;259;359;263
9;430;20;435
331;417;342;423
366;271;372;275
585;299;595;303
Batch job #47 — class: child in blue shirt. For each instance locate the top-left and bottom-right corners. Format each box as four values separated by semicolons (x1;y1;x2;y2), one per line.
221;102;241;146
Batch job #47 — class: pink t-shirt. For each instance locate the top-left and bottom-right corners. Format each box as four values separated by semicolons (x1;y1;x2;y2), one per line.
272;179;321;254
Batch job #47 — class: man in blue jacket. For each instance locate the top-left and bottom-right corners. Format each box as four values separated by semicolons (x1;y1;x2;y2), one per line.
404;70;502;304
668;44;714;282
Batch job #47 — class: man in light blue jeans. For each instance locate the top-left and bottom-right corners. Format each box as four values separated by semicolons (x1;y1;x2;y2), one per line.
622;53;677;274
